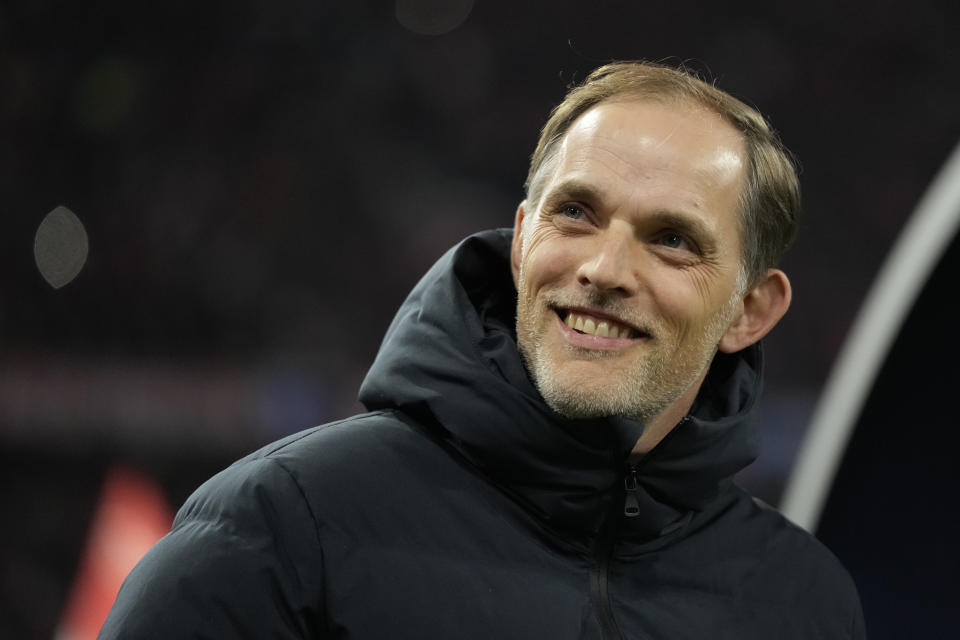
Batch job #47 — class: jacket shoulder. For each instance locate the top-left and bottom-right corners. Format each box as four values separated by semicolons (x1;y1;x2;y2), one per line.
719;489;865;637
100;454;325;637
100;410;413;639
240;409;415;464
742;493;855;583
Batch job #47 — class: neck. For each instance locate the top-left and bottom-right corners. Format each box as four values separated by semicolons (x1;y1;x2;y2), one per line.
629;366;708;460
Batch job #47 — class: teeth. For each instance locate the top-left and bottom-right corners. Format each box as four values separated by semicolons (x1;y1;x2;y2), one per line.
563;311;632;338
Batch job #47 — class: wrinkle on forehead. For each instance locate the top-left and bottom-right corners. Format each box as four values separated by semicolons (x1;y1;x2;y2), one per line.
556;101;746;194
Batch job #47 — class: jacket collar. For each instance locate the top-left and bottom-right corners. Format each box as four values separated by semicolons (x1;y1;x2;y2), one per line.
359;229;761;539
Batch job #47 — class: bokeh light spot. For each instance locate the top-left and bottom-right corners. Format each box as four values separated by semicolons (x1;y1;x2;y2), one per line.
395;0;474;35
34;206;89;289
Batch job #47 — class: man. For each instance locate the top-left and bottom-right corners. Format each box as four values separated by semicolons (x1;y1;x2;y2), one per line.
100;62;864;639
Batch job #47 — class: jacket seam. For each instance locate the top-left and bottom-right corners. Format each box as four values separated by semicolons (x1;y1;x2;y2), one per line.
267;457;323;550
267;455;328;634
258;411;394;458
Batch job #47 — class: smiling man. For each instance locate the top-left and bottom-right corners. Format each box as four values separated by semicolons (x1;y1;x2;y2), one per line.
512;95;792;458
101;62;864;639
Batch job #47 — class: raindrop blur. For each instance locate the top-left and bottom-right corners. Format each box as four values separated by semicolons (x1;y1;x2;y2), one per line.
34;206;89;289
395;0;474;35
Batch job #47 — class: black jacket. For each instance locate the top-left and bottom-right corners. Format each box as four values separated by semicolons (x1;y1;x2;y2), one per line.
100;229;865;639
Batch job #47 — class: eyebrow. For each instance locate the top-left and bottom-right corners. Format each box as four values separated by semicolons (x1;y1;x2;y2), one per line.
543;178;719;247
542;179;605;209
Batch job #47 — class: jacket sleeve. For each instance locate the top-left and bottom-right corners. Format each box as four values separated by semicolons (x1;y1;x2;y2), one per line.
98;456;325;639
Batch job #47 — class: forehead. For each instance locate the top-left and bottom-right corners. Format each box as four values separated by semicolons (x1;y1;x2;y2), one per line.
553;99;747;198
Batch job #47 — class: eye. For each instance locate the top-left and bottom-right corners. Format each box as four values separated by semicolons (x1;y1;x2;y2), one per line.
655;231;698;254
559;203;587;220
659;232;685;248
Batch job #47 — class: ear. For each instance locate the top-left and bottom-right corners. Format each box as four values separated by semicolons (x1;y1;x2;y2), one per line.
510;202;527;287
718;268;792;354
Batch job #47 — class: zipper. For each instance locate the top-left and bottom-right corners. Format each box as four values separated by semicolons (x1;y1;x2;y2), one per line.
623;466;640;517
589;463;636;640
590;516;622;640
595;418;691;637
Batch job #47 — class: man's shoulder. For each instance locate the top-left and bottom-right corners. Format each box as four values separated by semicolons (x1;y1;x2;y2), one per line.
178;409;451;523
637;488;864;638
709;489;851;576
704;487;862;618
746;493;848;569
242;409;414;463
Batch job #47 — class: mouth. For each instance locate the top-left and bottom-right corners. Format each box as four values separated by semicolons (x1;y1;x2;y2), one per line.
553;307;650;340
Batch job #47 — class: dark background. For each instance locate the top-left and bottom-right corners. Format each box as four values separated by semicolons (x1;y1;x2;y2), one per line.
2;1;958;637
818;227;959;637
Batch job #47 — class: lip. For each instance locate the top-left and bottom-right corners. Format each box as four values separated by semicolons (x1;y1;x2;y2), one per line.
560;306;645;335
553;310;646;351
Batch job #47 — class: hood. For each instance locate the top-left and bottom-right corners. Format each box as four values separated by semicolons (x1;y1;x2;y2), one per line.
359;229;761;539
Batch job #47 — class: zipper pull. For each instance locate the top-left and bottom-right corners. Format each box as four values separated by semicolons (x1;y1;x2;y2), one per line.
623;467;640;517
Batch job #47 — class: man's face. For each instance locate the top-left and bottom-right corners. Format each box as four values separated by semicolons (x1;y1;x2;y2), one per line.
512;99;748;423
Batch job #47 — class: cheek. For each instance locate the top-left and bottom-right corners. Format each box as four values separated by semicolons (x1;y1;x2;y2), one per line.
687;270;721;308
521;232;580;289
650;269;731;333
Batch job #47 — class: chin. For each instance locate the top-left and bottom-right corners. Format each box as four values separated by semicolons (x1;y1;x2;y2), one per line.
530;354;662;422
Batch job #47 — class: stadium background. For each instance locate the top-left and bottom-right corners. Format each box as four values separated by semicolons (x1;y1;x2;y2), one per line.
1;1;958;637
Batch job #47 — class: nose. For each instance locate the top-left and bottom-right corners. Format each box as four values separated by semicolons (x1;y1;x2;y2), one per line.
575;226;640;296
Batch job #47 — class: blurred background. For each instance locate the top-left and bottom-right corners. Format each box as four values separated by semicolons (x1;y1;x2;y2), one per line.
2;0;958;637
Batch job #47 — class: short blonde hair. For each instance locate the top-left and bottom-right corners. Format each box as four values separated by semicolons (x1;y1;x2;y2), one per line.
524;61;800;287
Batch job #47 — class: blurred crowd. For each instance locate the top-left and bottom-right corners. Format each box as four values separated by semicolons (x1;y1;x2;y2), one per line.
1;0;958;637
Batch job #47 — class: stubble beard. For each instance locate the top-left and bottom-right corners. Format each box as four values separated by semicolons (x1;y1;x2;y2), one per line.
515;272;740;424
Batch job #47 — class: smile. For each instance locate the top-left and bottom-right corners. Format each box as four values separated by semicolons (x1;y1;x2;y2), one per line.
555;308;649;341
